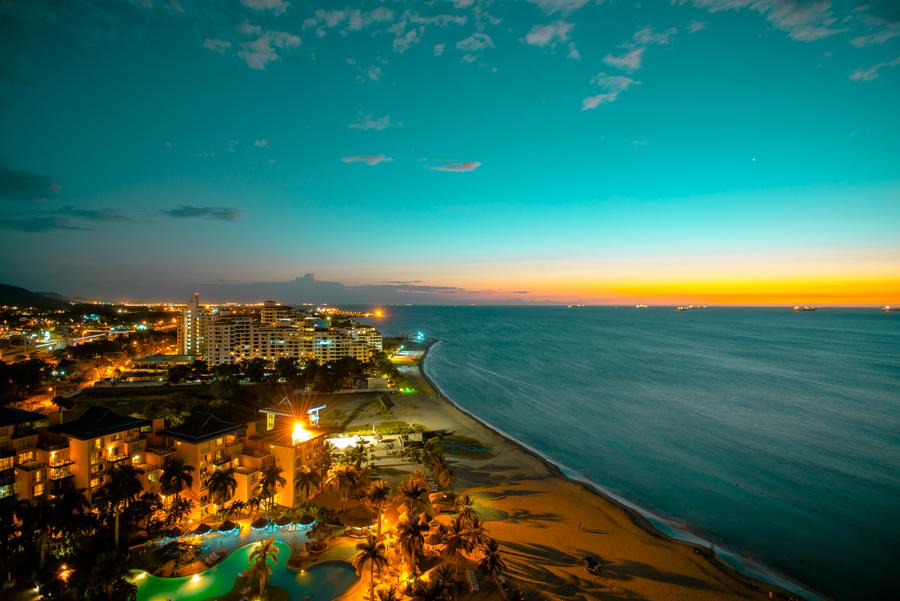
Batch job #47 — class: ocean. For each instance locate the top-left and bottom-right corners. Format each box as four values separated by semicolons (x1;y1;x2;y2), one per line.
362;306;900;600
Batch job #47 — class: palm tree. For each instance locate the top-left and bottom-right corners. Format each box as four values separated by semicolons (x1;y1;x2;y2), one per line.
294;465;321;501
160;457;194;504
208;467;237;512
353;534;388;601
365;479;392;540
396;472;430;517
400;445;423;464
479;537;505;586
410;577;448;601
259;463;286;513
344;441;368;469
455;493;476;526
395;515;426;578
101;463;143;549
431;565;456;598
375;584;400;601
246;537;279;598
443;516;474;576
326;464;359;501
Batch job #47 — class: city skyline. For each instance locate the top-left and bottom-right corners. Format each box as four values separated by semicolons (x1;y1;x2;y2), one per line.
1;0;899;305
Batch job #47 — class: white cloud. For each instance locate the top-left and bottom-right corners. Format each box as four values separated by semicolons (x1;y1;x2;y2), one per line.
428;161;481;172
241;0;289;16
457;32;494;51
567;42;581;60
341;154;393;166
392;27;422;53
604;47;644;71
851;27;900;48
530;0;589;15
238;28;301;70
239;22;262;36
434;43;446;56
850;56;900;81
687;20;708;33
254;139;269;147
525;21;574;48
348;114;398;131
687;0;844;42
581;93;618;110
367;66;382;81
581;73;640;110
164;141;173;149
590;73;639;91
632;25;677;46
462;54;477;63
203;38;232;54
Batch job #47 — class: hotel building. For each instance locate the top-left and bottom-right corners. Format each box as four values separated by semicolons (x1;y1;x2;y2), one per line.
4;404;327;520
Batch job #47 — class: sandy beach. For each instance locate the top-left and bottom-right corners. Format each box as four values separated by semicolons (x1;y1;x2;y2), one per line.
353;342;799;601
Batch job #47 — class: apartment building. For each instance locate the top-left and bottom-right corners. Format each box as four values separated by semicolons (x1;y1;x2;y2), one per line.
0;407;48;500
177;293;204;356
47;406;152;504
159;413;247;519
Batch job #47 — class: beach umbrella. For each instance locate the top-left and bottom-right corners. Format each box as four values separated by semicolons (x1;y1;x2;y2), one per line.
251;517;269;529
191;523;212;535
218;520;238;532
275;516;292;527
298;514;315;526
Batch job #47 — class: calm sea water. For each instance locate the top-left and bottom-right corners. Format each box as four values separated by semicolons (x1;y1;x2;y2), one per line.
362;306;900;600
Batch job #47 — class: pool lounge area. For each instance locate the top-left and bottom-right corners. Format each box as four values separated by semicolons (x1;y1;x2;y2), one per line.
132;540;358;601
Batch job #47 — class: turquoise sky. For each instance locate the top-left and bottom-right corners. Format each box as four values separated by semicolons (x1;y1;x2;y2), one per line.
0;0;898;303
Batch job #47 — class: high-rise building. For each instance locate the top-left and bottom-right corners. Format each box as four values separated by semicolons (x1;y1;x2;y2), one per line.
177;293;205;356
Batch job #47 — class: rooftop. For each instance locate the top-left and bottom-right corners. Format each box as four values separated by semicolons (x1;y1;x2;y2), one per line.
48;406;149;440
0;406;46;427
160;412;245;443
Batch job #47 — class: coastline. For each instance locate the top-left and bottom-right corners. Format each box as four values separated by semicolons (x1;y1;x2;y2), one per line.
415;339;810;601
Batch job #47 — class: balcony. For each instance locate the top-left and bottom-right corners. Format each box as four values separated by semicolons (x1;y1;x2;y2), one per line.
49;465;72;480
17;460;45;472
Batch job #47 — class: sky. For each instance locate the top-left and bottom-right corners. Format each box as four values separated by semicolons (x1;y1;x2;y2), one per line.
0;0;898;305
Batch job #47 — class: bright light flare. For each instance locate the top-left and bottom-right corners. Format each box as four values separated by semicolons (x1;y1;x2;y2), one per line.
373;308;384;317
292;421;312;445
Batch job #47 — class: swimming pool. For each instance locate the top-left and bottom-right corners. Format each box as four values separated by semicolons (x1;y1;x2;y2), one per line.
132;540;358;601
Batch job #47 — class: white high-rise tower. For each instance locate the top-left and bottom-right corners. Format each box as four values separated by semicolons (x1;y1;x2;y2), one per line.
178;292;204;356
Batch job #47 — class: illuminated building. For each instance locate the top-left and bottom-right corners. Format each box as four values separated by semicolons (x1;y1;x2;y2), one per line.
177;293;206;356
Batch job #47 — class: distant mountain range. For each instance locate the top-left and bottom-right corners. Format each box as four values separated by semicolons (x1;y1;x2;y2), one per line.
0;284;69;308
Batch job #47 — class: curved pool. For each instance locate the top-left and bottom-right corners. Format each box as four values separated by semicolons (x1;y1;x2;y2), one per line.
133;540;358;601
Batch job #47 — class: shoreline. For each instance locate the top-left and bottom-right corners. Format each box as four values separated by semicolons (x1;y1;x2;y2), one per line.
416;339;813;601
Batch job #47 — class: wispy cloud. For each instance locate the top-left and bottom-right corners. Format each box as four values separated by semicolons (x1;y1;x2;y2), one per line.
434;43;446;56
632;25;677;46
428;161;481;172
0;215;90;233
582;74;640;110
253;139;269;147
687;20;708;33
687;0;844;42
203;38;231;54
456;32;494;51
237;26;301;70
341;154;393;166
604;47;644;71
525;21;574;48
58;205;131;222
529;0;589;16
0;163;60;201
850;56;900;81
163;205;244;221
348;114;399;131
851;29;900;47
240;0;289;16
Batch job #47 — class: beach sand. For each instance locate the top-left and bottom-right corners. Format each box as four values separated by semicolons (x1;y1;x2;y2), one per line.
345;345;798;601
